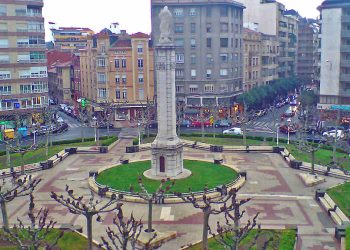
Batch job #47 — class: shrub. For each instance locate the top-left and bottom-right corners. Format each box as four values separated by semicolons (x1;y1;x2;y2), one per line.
132;138;139;145
100;136;118;146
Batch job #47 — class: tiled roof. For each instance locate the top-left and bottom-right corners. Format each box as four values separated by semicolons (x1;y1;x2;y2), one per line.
131;32;150;38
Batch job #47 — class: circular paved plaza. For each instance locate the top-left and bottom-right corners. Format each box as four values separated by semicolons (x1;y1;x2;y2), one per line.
1;139;344;250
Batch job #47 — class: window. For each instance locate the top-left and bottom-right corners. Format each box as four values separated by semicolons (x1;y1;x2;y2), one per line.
28;21;44;32
115;59;120;68
122;74;127;84
206;69;212;78
220;69;228;76
121;59;127;68
100;44;106;53
191;69;196;77
206;23;212;33
15;8;27;16
98;88;107;99
20;84;31;94
0;55;9;63
138;74;144;83
139;88;144;100
204;84;214;93
189;85;198;93
191;54;196;64
21;99;32;109
30;51;46;62
0;85;11;94
116;90;121;99
176;53;184;63
0;39;8;48
137;59;143;68
206;38;212;48
220;23;228;33
190;38;196;48
220;38;228;48
1;100;11;110
189;8;196;16
0;71;10;80
17;23;27;32
174;8;183;16
175;38;184;47
115;75;120;84
122;90;127;99
0;5;6;16
190;23;196;33
220;53;228;63
176;85;184;93
17;38;29;47
206;54;213;64
220;7;228;17
0;23;7;32
206;7;211;17
97;72;106;83
175;69;184;78
137;44;143;53
98;58;106;67
31;81;47;93
32;96;42;106
175;24;184;33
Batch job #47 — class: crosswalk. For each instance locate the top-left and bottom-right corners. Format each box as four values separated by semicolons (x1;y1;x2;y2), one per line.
246;120;277;134
66;121;83;128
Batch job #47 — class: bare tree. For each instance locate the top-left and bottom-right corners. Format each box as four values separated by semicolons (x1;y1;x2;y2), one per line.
100;204;157;250
175;188;244;250
231;108;253;147
134;177;175;233
51;185;123;250
0;173;41;230
0;194;63;250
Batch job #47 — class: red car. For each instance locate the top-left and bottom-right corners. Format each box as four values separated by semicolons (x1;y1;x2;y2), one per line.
191;120;211;128
279;125;297;134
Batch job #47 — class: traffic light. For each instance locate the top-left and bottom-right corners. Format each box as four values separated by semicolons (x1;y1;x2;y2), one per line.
81;98;86;108
210;115;214;125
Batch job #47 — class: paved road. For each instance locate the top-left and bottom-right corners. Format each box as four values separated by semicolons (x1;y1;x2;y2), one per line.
1;139;343;249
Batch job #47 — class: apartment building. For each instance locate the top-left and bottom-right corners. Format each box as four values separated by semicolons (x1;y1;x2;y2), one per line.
80;29;155;118
297;18;320;83
47;50;80;105
0;0;48;125
243;28;261;91
240;0;298;79
261;34;279;85
151;0;245;107
318;0;350;108
49;25;95;54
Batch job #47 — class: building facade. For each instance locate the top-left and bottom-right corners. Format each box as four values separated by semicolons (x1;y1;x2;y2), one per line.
240;0;298;79
0;0;48;126
261;34;279;85
243;28;261;91
151;0;245;107
297;18;320;84
80;29;155;119
318;0;350;108
49;25;94;54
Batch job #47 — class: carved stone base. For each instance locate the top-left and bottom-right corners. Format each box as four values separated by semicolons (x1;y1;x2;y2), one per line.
298;173;326;187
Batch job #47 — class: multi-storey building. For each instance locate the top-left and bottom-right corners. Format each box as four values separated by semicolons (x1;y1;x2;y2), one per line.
49;25;94;54
47;50;81;105
297;18;320;83
261;34;279;85
80;29;155;119
243;28;261;91
240;0;298;79
151;0;245;107
0;0;48;126
318;0;350;108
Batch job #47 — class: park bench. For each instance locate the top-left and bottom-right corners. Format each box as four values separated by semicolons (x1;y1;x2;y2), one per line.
214;154;223;164
280;148;290;159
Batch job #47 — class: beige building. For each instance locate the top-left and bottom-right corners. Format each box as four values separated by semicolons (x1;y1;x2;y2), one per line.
240;0;298;78
80;29;155;109
243;28;279;92
0;0;48;125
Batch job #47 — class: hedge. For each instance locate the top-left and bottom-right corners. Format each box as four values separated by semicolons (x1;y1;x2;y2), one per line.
133;138;139;145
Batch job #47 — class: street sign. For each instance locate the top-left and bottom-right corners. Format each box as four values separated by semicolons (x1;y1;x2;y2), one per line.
330;105;350;111
0;121;10;125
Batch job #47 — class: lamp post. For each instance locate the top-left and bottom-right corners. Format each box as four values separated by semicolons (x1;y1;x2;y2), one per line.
92;116;97;142
138;122;141;145
287;120;291;145
276;123;279;146
32;123;36;145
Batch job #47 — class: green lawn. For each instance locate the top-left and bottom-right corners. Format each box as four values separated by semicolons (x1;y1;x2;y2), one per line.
346;227;350;249
327;182;350;218
0;229;89;250
96;160;239;193
0;136;118;170
187;229;296;250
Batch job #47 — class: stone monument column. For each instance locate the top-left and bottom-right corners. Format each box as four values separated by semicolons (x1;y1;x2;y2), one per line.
150;6;184;178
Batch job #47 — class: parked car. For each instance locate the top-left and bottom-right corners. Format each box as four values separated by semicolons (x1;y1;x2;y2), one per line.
283;109;295;118
223;127;242;135
148;121;158;129
322;130;345;139
279;125;297;134
191;120;211;128
306;136;327;144
179;120;191;127
214;119;232;128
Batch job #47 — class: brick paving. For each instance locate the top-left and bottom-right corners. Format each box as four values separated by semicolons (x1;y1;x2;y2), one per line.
0;139;344;249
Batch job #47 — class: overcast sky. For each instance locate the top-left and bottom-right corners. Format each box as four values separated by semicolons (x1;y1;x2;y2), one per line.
43;0;323;41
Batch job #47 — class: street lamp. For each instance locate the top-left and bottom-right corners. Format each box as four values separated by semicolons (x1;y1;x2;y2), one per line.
287;120;291;145
276;123;279;146
92;116;97;142
32;123;37;145
138;122;141;145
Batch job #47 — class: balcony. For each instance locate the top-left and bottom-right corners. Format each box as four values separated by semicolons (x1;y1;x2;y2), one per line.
17;44;46;48
340;73;350;82
341;45;350;53
17;59;47;64
342;30;350;38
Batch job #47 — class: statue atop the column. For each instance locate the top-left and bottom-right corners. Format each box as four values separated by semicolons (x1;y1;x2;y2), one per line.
159;6;173;44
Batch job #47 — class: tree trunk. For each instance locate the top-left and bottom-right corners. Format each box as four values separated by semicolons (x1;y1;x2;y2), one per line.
202;211;210;250
81;125;85;143
122;238;128;250
21;153;25;175
147;199;153;232
107;120;110;138
6;144;10;168
311;150;315;175
201;108;204;139
1;200;9;230
243;125;247;147
86;214;93;250
45;131;49;158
